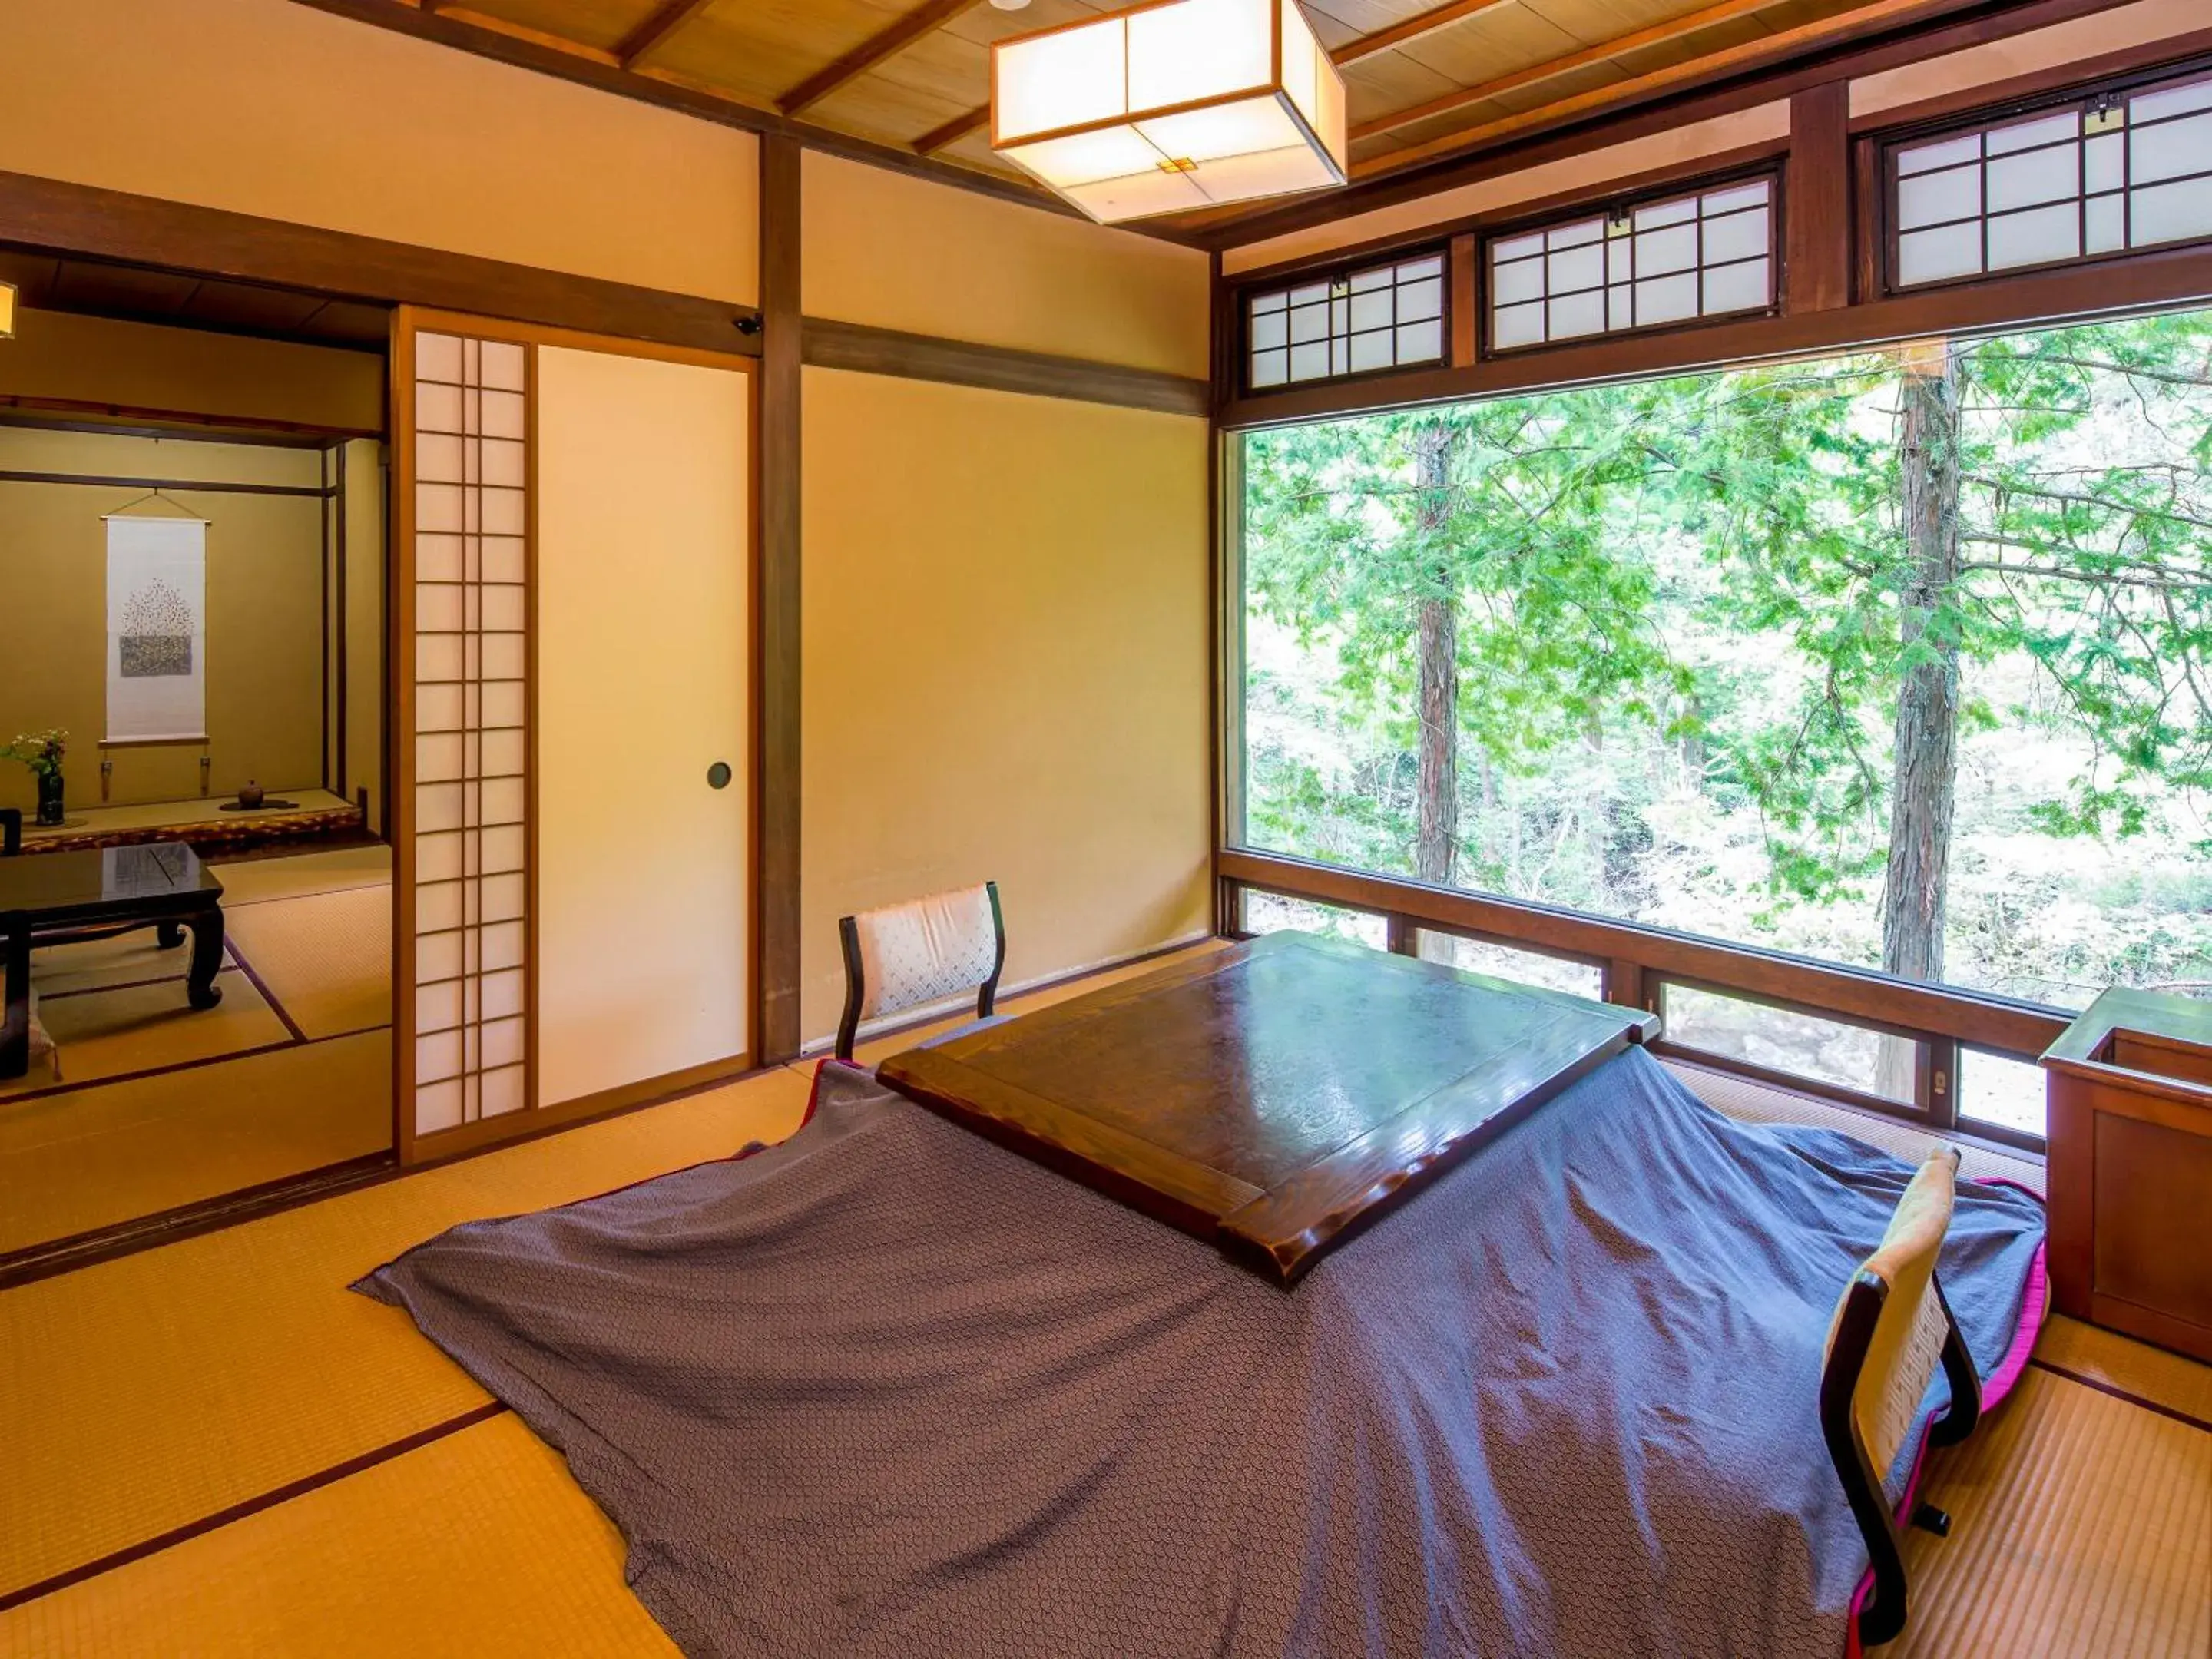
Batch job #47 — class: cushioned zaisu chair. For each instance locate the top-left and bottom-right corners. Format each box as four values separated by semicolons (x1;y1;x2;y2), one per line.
836;881;1005;1062
1820;1144;1982;1649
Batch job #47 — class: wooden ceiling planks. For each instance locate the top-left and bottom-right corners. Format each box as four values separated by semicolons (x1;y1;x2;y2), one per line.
637;0;882;108
455;0;638;55
915;103;990;154
614;0;717;65
1354;0;1800;140
780;0;985;114
1359;0;1989;175
320;0;2074;240
1331;0;1525;65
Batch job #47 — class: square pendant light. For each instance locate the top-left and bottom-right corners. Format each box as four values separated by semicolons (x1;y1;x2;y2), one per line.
992;0;1348;224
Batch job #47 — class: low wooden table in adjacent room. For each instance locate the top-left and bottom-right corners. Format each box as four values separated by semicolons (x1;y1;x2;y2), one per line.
0;837;227;1080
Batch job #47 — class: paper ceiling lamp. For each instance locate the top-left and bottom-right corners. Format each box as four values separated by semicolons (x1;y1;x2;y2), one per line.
992;0;1347;224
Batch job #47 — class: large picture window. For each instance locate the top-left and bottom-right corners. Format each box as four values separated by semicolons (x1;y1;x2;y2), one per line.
1233;303;2212;1111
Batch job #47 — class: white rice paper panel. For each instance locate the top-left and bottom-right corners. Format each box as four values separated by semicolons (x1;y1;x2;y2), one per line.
1891;70;2212;288
1488;177;1773;349
411;329;531;1137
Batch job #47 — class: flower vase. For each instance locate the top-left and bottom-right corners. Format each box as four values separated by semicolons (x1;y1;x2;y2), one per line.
35;770;64;826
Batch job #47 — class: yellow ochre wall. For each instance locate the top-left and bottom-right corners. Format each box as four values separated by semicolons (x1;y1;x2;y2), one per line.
799;157;1214;1045
341;439;386;833
802;153;1210;376
0;429;326;813
0;0;758;306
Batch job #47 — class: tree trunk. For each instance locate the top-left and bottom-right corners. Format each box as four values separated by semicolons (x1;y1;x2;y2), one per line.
1413;422;1459;892
1883;340;1963;998
1679;693;1706;786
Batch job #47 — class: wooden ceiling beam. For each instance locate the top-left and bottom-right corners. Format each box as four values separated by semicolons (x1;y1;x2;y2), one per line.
614;0;717;71
1349;0;1783;142
1330;0;1518;68
1351;0;1981;172
915;103;990;155
780;0;985;118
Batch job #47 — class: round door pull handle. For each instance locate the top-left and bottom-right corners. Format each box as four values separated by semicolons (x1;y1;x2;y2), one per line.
707;761;733;790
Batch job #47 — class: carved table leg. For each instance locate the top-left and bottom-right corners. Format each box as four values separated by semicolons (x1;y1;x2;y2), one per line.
185;904;225;1011
1;922;28;1079
157;919;185;950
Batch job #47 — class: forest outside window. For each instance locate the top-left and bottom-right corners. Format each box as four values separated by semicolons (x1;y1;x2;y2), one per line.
1232;305;2212;1094
1888;64;2212;291
1487;175;1773;353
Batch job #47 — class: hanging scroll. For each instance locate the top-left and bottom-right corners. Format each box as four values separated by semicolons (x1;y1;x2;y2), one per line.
105;514;208;743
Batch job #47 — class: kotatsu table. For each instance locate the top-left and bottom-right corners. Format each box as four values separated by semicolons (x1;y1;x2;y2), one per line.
880;930;1661;1284
0;840;226;1079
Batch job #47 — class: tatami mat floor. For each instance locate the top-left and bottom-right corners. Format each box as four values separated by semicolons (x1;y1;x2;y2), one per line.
220;885;392;1041
200;844;393;908
1;847;394;1254
0;1032;392;1255
2;949;2205;1657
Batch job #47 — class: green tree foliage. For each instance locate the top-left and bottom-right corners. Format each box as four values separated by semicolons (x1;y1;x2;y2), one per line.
1242;309;2212;1000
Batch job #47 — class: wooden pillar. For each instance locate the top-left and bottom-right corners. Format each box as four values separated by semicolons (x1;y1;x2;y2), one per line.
757;135;803;1062
1605;957;1649;1014
1449;232;1477;366
1785;81;1852;314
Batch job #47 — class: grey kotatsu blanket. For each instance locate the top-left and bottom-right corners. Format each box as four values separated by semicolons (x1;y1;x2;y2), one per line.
358;1046;2045;1659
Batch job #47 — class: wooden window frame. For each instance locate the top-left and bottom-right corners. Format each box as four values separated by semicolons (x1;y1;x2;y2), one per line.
1214;52;2212;428
1651;975;1934;1124
1240;241;1452;397
1875;53;2212;300
1217;854;2057;1154
1478;165;1783;361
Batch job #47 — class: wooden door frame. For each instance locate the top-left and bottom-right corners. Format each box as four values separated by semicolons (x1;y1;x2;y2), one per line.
389;306;762;1166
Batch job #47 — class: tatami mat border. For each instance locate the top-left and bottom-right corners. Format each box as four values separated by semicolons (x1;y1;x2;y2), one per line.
220;930;310;1045
0;1403;511;1614
2032;1359;2212;1435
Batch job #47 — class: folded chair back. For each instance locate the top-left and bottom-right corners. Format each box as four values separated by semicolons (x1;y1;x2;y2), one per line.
836;882;1005;1061
1820;1144;1982;1648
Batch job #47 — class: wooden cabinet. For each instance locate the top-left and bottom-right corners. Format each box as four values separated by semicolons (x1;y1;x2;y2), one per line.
2042;988;2212;1363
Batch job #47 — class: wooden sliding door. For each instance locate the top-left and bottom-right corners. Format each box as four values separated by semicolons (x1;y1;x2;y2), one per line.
392;308;753;1163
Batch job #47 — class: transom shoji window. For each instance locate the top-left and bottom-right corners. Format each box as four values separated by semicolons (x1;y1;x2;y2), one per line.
411;331;531;1135
1889;65;2212;290
1247;249;1447;390
1488;176;1775;353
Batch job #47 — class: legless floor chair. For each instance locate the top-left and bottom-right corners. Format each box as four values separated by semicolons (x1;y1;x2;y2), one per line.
1820;1144;1982;1649
836;882;1005;1062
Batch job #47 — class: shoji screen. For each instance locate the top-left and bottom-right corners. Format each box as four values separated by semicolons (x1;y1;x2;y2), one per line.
402;326;532;1141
